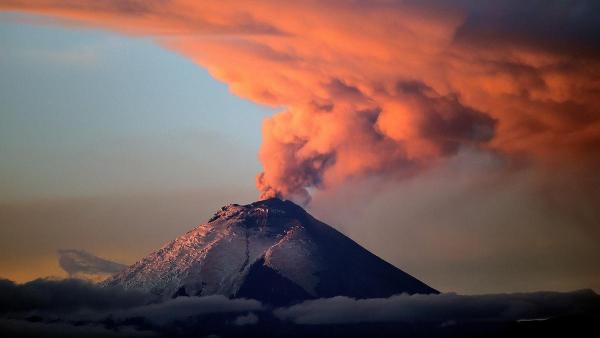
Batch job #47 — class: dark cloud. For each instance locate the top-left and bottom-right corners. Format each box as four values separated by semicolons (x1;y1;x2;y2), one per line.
0;278;598;337
111;296;262;325
275;290;600;325
452;0;600;57
234;312;259;326
0;278;152;313
58;249;126;281
0;278;263;337
0;319;155;338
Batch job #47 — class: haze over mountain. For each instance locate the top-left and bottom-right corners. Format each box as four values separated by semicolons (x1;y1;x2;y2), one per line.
103;198;437;304
57;249;126;282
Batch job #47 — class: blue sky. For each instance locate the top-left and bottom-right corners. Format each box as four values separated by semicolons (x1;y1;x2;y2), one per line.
0;12;275;202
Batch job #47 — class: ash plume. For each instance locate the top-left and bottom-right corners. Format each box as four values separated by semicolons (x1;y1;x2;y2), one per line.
2;0;599;203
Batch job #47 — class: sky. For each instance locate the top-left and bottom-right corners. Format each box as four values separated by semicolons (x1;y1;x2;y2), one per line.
0;12;274;281
0;1;599;294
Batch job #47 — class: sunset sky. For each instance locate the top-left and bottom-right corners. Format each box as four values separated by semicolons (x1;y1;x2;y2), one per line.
1;1;599;294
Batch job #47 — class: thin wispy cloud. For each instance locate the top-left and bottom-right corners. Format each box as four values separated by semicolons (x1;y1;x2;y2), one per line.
58;249;126;281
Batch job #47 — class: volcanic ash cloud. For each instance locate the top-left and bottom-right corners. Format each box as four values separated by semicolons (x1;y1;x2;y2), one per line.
3;0;600;202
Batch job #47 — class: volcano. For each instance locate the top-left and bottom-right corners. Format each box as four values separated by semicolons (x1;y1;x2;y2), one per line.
103;198;437;304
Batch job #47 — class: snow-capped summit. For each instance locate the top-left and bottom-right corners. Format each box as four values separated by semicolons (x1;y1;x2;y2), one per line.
102;198;437;304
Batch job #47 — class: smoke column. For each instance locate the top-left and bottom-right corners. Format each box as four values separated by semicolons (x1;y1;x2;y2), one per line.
2;1;599;203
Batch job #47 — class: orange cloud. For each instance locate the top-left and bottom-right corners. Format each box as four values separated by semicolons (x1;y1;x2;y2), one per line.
3;0;599;202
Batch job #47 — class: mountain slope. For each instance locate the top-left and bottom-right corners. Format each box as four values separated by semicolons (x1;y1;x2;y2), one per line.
103;198;437;304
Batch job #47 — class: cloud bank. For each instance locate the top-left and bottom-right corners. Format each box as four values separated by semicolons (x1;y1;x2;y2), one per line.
275;290;600;325
1;0;599;203
0;278;598;337
0;278;151;313
0;278;262;337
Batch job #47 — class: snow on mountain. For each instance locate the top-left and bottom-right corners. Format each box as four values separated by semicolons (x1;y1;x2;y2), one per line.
102;198;437;304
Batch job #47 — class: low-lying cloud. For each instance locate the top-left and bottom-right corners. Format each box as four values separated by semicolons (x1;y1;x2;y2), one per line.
275;290;600;325
111;296;263;325
1;278;599;337
0;278;152;313
0;278;263;336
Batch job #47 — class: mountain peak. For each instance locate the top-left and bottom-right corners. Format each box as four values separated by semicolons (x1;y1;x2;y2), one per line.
249;197;306;217
103;199;437;305
206;197;305;227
